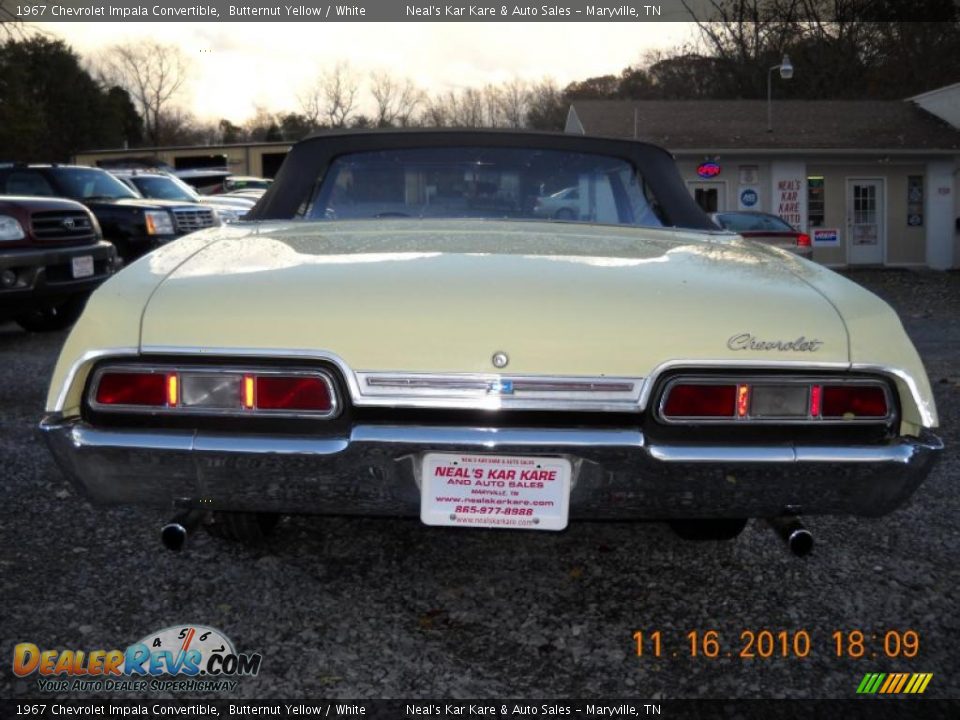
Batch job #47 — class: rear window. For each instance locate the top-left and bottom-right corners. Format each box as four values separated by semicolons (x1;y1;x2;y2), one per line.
303;147;665;227
717;212;794;232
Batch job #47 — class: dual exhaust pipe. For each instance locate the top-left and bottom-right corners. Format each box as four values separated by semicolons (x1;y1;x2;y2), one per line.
768;516;814;557
161;510;813;557
161;510;205;552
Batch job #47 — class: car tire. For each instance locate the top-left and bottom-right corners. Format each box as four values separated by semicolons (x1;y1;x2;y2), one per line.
554;208;575;220
204;512;280;544
15;294;88;333
668;518;748;541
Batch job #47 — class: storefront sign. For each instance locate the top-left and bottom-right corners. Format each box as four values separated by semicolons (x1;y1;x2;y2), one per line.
697;161;721;178
739;165;759;185
738;187;759;209
812;228;840;246
774;178;803;228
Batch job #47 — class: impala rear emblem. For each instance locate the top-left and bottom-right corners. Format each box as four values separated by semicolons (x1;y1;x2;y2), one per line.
491;351;509;368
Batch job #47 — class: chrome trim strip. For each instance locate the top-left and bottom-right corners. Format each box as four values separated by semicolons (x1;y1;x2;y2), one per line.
357;371;643;411
124;347;935;425
194;435;349;455
649;443;934;464
647;446;795;463
350;424;644;448
56;419;935;465
67;424;196;451
52;347;140;413
87;364;340;419
363;375;636;393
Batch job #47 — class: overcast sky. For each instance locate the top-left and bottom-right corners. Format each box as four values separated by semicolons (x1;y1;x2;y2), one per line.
40;22;696;122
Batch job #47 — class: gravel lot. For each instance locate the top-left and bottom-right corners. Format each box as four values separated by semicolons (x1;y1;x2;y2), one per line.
1;269;957;700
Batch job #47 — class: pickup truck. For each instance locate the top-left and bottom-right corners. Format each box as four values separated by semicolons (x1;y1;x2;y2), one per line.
0;196;117;331
0;164;220;263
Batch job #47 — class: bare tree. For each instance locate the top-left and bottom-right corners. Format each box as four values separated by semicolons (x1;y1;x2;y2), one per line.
525;77;566;130
499;79;530;128
300;61;360;128
421;93;453;127
369;71;425;127
297;85;324;128
98;41;188;146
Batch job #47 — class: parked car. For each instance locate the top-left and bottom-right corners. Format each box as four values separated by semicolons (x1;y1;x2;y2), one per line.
0;165;220;263
0;196;116;331
532;185;580;219
111;170;253;223
40;130;942;555
710;210;813;258
221;176;272;193
174;170;272;197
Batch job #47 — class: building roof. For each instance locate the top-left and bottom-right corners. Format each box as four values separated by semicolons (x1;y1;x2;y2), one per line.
568;100;960;152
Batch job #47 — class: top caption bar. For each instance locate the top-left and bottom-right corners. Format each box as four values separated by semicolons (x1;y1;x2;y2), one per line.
9;0;956;22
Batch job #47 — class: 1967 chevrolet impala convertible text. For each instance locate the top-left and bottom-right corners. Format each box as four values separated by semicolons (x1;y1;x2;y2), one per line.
40;130;943;555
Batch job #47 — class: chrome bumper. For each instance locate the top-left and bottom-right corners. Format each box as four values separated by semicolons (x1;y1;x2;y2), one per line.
39;416;943;519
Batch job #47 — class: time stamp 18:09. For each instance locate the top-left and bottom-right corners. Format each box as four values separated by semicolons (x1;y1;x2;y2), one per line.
634;629;921;659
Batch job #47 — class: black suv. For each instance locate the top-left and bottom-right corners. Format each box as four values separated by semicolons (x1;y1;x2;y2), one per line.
0;196;117;331
0;165;220;262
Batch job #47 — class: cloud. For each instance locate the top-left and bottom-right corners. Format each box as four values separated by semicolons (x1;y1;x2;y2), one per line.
41;21;694;121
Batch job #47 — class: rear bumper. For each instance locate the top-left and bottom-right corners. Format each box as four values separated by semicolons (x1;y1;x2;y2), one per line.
39;416;943;520
0;242;116;310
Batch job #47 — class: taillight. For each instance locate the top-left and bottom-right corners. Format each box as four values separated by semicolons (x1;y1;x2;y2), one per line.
659;377;892;424
821;385;888;418
254;376;332;412
90;367;337;417
797;233;811;247
662;383;736;418
95;372;167;406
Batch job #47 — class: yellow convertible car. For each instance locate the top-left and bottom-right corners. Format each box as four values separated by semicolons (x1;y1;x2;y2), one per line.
40;130;943;555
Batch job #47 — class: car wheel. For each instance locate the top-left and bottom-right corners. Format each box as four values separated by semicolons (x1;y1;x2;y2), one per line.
205;512;281;544
15;294;87;333
668;518;748;541
554;208;575;220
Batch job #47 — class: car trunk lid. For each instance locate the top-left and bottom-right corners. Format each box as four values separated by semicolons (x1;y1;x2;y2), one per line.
139;220;849;377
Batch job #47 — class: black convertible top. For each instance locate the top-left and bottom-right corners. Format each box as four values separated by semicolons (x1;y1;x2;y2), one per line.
247;128;714;230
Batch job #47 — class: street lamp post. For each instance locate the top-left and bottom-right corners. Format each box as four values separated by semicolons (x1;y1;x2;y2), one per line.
767;54;794;133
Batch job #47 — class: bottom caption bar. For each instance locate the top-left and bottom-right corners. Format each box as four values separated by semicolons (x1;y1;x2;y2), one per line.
2;700;958;719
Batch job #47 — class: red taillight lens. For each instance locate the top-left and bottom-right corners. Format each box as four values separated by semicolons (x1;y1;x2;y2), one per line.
254;376;332;412
797;233;811;247
662;384;736;418
822;385;888;418
95;372;167;406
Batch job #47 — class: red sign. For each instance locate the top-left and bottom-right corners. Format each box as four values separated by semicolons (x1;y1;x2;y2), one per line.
697;161;721;178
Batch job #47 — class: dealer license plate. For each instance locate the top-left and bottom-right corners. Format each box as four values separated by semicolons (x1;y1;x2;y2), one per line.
421;453;571;531
71;255;94;278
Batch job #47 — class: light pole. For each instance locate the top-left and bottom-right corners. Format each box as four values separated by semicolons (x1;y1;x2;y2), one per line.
767;54;794;133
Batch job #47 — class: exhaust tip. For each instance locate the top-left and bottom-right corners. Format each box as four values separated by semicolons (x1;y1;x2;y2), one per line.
161;523;188;552
767;516;814;557
787;528;814;557
160;510;205;552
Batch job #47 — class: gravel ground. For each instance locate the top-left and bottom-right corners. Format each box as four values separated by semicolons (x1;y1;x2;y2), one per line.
0;269;957;700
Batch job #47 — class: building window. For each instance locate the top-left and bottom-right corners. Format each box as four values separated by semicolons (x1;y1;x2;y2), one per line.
907;175;924;227
694;187;719;212
807;176;825;227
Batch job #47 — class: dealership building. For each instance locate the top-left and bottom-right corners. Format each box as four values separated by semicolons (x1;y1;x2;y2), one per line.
75;84;960;269
566;86;960;269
